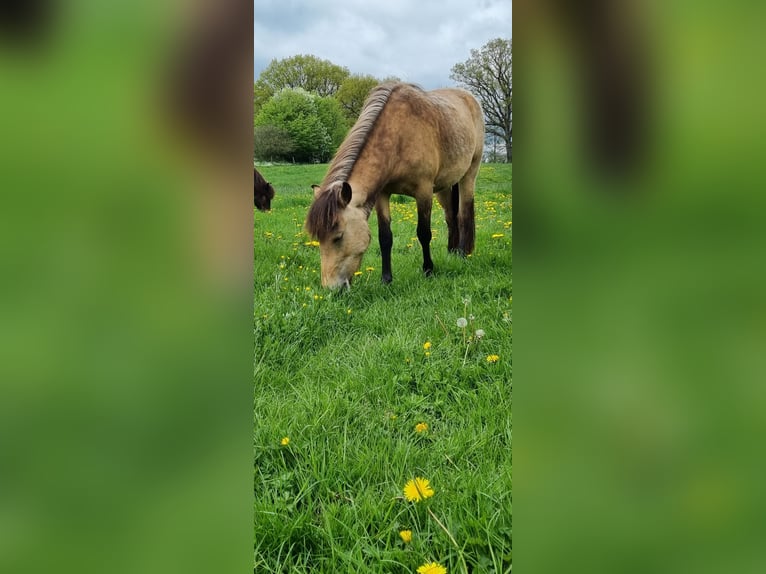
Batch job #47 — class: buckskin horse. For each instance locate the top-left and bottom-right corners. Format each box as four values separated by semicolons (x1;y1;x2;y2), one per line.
305;82;484;288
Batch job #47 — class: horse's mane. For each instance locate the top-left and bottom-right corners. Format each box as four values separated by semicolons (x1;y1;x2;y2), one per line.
306;82;411;239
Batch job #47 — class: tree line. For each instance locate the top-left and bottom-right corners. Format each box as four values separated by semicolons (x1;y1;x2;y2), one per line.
254;39;512;163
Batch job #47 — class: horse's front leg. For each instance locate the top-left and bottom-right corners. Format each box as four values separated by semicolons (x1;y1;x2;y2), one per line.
376;197;393;284
416;197;434;276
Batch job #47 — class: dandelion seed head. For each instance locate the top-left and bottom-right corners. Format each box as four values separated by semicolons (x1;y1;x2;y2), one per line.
475;329;485;339
456;317;468;328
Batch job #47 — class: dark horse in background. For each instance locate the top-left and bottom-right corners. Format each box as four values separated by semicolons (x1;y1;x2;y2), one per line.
254;168;274;211
305;82;484;288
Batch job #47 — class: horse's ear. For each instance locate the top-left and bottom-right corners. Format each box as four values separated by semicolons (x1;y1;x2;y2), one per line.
340;182;352;206
311;184;321;198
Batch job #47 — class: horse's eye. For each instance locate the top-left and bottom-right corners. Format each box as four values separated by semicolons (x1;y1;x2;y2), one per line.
333;234;344;244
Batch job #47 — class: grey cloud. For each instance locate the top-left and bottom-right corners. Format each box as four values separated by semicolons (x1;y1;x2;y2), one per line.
254;0;512;89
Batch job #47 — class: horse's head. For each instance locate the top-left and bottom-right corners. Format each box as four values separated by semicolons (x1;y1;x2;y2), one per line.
306;181;371;289
254;182;274;211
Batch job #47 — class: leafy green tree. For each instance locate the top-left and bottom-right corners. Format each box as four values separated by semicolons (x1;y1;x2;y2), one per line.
254;88;331;163
335;74;380;122
335;74;401;123
254;55;350;116
451;38;512;162
315;96;349;150
253;125;295;162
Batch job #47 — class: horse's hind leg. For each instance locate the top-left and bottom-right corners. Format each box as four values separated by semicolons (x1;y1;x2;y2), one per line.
457;163;480;255
436;185;460;252
375;196;394;284
416;196;435;276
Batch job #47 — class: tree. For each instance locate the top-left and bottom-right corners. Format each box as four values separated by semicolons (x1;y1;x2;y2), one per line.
335;74;381;122
483;133;507;163
254;55;350;115
254;88;332;163
253;125;295;162
314;96;349;150
335;74;401;123
451;38;512;162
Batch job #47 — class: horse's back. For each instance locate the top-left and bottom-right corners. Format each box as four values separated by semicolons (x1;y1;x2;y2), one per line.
373;84;483;187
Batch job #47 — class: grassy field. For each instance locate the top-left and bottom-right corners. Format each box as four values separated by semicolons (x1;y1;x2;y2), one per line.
254;163;512;573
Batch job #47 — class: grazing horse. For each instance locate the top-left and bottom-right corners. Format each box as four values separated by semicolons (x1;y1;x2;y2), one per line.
254;168;274;211
305;82;484;288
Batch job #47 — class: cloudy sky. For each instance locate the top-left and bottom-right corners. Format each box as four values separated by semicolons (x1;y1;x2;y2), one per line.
254;0;512;89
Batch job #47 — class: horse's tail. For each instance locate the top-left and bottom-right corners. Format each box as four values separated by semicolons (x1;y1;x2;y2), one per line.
443;183;460;252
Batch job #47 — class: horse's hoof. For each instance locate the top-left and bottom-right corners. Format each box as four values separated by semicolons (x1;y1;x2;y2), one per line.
381;274;393;284
423;267;434;277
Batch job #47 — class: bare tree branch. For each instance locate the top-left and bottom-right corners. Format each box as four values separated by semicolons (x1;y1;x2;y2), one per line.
451;38;512;162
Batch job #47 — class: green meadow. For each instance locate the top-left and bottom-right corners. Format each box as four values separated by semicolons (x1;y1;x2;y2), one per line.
254;163;512;573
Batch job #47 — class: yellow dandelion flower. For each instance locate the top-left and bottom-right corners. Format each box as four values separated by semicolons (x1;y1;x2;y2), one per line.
423;341;432;350
403;477;434;502
424;351;431;358
417;562;447;574
415;422;428;433
354;271;363;276
280;437;290;446
347;309;352;314
492;233;504;238
365;266;375;272
399;529;412;544
486;354;500;363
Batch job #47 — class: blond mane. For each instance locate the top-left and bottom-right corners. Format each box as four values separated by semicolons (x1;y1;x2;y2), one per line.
320;82;402;186
306;83;406;239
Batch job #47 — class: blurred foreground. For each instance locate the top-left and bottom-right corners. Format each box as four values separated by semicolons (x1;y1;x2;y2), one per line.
0;2;253;573
519;1;766;573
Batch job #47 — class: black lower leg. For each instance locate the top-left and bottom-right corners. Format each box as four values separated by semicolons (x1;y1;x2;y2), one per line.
417;208;434;276
378;219;393;284
458;198;475;255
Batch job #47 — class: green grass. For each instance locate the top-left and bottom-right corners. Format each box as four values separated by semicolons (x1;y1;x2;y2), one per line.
254;163;512;573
